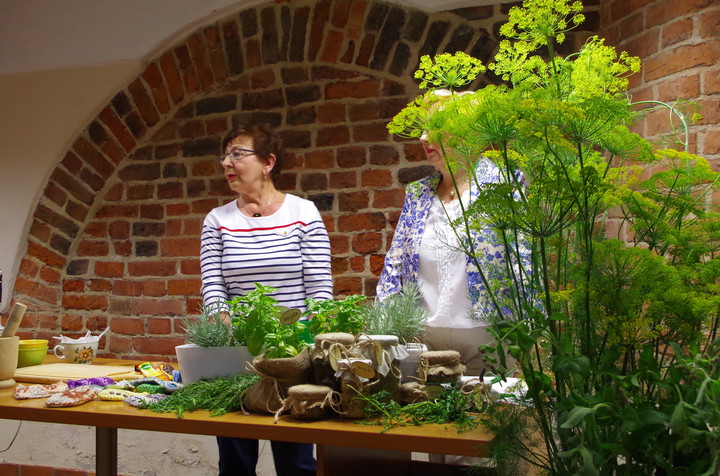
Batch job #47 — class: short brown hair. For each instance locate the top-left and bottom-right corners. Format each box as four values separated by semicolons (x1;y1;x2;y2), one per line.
222;123;284;185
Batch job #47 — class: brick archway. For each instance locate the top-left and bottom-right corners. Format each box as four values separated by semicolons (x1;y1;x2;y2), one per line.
13;0;520;359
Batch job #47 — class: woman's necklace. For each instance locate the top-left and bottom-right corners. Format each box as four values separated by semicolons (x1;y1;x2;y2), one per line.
246;191;277;217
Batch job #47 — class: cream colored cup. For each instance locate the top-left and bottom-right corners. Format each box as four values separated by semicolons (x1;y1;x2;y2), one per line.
53;340;99;364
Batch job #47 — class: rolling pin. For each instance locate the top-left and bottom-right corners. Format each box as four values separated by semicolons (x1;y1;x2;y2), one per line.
1;302;27;337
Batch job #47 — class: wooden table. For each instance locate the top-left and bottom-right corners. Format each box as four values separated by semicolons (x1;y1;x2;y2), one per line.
0;358;493;475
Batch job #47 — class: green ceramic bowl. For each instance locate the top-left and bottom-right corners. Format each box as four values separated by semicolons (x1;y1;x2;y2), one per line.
17;346;49;368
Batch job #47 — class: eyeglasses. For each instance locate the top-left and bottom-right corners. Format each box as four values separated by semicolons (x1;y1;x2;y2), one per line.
221;146;257;163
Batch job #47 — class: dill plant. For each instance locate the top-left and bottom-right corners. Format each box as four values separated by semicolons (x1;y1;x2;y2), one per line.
387;0;720;474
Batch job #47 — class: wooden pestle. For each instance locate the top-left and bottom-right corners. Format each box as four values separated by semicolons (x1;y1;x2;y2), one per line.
1;302;27;338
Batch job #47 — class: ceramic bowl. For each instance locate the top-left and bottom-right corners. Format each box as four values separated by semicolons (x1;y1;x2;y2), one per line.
19;339;49;350
17;346;49;367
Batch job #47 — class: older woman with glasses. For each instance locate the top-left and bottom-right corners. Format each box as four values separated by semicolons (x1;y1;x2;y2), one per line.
200;123;333;476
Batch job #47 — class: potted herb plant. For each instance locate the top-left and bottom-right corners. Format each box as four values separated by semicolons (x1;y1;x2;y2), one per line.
387;0;720;474
363;283;429;383
175;301;253;385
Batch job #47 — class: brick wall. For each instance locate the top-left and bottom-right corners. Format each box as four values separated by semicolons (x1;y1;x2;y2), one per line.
600;0;719;163
19;0;708;362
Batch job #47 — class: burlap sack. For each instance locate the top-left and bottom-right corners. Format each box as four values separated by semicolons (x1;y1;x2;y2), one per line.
242;348;313;415
275;384;340;422
399;381;429;404
418;350;466;384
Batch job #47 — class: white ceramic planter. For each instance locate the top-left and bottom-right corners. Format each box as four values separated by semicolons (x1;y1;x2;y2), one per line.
175;343;253;385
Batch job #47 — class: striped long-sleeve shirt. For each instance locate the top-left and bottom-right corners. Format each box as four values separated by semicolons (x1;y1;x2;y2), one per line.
200;194;333;312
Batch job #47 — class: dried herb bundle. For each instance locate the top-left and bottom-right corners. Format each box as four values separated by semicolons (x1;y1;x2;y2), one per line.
148;373;258;418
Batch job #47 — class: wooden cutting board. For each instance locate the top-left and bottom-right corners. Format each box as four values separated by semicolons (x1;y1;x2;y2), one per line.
13;363;142;384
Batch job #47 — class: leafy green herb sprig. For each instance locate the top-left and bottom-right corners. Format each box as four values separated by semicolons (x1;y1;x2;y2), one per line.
305;294;368;335
147;373;259;418
228;283;309;358
353;386;480;433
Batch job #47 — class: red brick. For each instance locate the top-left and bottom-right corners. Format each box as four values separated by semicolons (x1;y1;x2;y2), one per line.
318;103;347;124
698;8;720;38
644;41;720;82
330;234;350;254
62;279;85;292
703;68;720;95
113;280;143;297
661;18;693;48
369;254;385;276
347;1;369;40
76;240;110;257
349;255;365;272
14;277;58;304
646;0;715;29
337;212;386;232
187;32;215;89
99;106;136;152
127;78;160;127
39;266;61;284
88;279;112;292
656;73;701;103
133;336;186;355
62;294;109;311
180;258;201;275
373;189;405;209
321;30;344;62
108;335;133;353
159;51;185;104
160;238;201;257
703;128;720;156
147;317;172;334
27;241;65;268
607;0;655;24
696;98;720;125
326;79;381;99
305;149;336;169
132;298;184;316
111;317;146;335
621;29;659;59
143;280;167;297
330;171;357;188
334;276;363;296
361;169;392;187
128;261;177;277
339;191;369;211
352;232;383;254
251;69;276;89
167;279;201;296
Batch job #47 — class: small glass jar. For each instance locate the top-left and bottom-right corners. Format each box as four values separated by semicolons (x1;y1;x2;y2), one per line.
311;332;356;391
282;384;339;421
357;335;409;401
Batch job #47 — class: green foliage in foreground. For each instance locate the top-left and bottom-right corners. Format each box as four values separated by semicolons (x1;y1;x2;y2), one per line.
387;0;720;474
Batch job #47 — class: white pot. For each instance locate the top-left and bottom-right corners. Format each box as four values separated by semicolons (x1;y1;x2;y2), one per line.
175;343;253;385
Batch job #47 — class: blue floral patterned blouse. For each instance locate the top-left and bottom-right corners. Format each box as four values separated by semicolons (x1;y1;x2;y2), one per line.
376;158;530;322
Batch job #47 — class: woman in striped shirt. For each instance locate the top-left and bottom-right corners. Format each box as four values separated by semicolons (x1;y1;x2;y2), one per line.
200;123;332;476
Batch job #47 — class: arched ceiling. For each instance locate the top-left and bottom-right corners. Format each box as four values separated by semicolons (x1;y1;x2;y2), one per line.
0;0;497;76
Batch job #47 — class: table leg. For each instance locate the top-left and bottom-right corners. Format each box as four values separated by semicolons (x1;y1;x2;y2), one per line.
96;426;118;476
